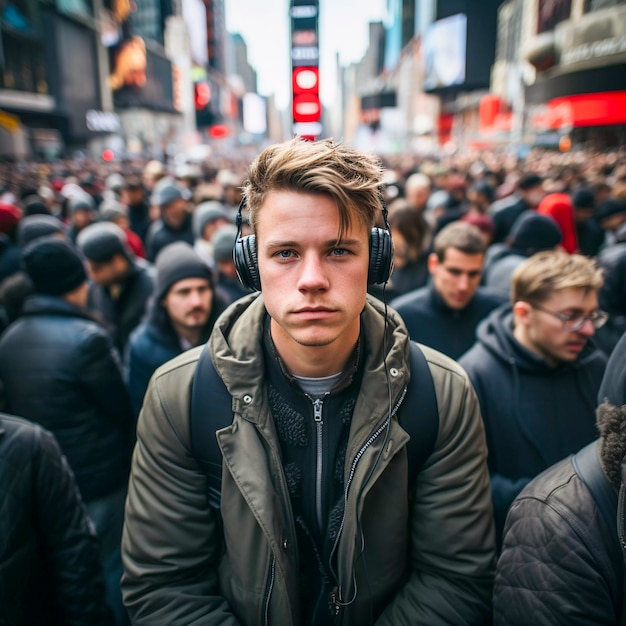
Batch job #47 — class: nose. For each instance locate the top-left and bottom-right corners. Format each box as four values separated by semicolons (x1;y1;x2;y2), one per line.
577;318;596;337
457;274;470;291
297;252;329;292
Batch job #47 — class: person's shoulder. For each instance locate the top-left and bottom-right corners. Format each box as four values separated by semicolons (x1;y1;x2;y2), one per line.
390;285;430;312
0;412;47;451
475;286;508;308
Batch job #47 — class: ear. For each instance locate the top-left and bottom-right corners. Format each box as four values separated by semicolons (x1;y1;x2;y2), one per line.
512;300;532;327
427;252;439;275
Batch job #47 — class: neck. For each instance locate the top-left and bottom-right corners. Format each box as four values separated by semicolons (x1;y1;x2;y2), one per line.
513;323;559;367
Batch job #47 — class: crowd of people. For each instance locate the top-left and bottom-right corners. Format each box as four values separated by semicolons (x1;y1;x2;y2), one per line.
0;139;625;625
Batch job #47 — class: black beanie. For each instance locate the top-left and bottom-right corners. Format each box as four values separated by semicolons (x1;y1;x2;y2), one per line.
22;237;87;296
77;222;128;262
509;211;562;256
155;241;213;300
18;214;67;247
596;197;626;223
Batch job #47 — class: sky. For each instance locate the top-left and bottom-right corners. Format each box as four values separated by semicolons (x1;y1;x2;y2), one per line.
224;0;387;110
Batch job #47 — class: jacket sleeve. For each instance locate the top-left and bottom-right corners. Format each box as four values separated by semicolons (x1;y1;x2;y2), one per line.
494;493;616;626
377;355;496;625
78;329;134;431
34;426;109;625
121;363;241;625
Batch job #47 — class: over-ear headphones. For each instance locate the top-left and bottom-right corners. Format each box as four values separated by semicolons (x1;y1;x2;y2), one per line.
233;195;394;291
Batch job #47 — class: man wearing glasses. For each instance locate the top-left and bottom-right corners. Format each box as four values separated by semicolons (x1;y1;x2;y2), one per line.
459;250;607;548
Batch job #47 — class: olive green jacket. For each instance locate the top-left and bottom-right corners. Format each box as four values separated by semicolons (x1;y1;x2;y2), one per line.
122;294;495;625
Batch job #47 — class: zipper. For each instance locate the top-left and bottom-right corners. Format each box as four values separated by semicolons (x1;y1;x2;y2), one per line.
263;556;276;626
328;385;408;602
313;396;324;530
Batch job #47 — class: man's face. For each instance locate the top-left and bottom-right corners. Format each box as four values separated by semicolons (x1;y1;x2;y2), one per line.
514;287;599;367
162;278;212;331
120;187;144;206
256;190;370;370
522;185;545;208
406;185;429;211
428;248;484;310
86;254;129;287
162;198;189;228
72;209;94;230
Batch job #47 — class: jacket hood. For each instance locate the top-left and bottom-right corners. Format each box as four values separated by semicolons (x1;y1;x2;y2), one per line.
208;293;411;428
475;303;599;374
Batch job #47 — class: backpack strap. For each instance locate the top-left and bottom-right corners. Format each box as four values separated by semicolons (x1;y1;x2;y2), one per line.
190;343;232;508
399;342;439;491
190;340;440;506
572;440;623;617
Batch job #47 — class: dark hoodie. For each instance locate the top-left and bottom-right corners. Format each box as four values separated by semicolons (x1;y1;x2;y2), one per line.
459;305;606;546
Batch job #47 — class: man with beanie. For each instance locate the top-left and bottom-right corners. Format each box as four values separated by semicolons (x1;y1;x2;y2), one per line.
192;200;232;268
77;222;155;354
211;223;252;303
491;173;545;244
572;186;604;257
99;200;146;259
119;175;151;245
483;212;563;299
145;180;194;262
459;250;607;549
0;237;134;626
67;193;98;242
126;241;228;416
494;328;626;624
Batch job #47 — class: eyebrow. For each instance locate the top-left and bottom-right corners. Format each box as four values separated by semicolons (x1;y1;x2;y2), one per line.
265;238;364;249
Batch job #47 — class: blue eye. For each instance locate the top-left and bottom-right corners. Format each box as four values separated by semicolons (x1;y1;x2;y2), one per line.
331;248;347;256
277;250;294;259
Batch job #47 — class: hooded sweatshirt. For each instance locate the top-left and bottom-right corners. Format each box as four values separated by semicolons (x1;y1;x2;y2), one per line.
459;305;606;545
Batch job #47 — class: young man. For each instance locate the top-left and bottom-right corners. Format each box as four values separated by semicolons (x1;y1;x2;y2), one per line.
459;250;607;547
391;221;505;360
494;329;626;624
122;138;495;625
125;241;228;416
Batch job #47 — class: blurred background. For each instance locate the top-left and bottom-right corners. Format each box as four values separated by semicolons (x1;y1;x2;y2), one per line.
1;0;626;162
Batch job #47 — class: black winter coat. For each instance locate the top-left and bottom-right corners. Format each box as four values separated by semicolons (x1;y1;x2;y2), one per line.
0;413;109;625
0;295;134;501
459;305;606;545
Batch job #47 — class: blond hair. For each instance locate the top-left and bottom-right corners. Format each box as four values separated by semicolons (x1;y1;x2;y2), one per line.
512;250;603;305
243;138;384;238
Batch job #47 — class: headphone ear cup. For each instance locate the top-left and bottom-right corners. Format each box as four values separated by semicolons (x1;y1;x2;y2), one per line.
234;234;261;291
368;227;394;285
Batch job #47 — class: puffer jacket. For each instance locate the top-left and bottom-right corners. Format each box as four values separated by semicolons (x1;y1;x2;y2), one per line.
0;295;134;501
122;293;496;625
0;413;109;626
494;439;623;625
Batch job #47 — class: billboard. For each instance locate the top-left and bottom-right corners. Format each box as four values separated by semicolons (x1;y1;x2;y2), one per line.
423;13;467;91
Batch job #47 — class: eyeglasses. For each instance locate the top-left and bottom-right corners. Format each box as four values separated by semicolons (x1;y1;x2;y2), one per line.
529;302;609;332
